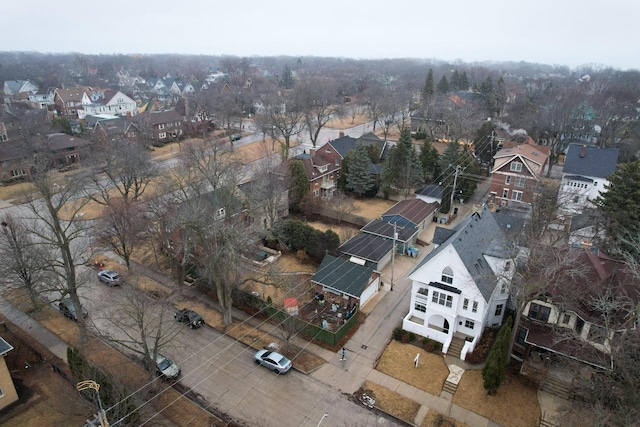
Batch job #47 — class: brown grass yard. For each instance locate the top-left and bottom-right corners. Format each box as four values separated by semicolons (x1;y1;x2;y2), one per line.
352;197;396;220
326;113;369;129
452;369;540;427
376;341;449;396
362;381;421;424
421;411;472;427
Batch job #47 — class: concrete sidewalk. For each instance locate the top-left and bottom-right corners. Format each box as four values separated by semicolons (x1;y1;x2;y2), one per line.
0;296;69;363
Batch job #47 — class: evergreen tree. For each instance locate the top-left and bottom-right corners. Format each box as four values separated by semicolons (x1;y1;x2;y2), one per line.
381;129;423;197
479;76;496;115
288;159;309;211
473;121;497;164
419;139;440;181
345;143;375;197
281;65;294;89
482;317;513;395
495;77;507;117
437;75;450;94
595;160;640;256
422;69;435;102
459;71;470;90
451;70;462;91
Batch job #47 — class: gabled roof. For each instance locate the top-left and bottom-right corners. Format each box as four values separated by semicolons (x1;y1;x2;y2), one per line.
381;199;439;225
361;219;418;242
311;254;376;298
325;133;386;159
338;233;393;262
491;143;549;178
563;143;618;179
55;88;87;103
415;184;443;199
46;133;92;151
293;152;340;181
410;206;508;302
133;110;182;126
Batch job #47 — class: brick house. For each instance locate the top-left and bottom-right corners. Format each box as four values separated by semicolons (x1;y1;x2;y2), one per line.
132;110;184;145
490;139;549;205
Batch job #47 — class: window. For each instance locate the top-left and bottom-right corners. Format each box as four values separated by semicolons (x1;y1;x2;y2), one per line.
441;267;454;284
500;284;507;294
431;291;453;308
516;327;527;346
505;176;511;185
158;132;167;139
502;188;509;198
463;298;469;310
562;314;571;324
335;159;340;166
587;324;606;344
414;302;426;312
504;261;511;271
313;190;319;197
512;190;523;201
514;176;526;187
528;303;551;322
11;169;25;177
495;304;504;316
573;195;580;203
510;162;523;172
215;208;225;220
472;301;478;313
159;123;165;130
464;320;475;329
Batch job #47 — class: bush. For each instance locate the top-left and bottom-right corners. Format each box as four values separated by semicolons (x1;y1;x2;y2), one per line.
482;317;513;395
400;332;411;343
392;327;404;341
412;132;427;140
409;332;416;342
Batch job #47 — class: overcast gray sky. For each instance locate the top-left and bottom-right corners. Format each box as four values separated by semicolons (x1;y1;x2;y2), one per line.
3;0;639;70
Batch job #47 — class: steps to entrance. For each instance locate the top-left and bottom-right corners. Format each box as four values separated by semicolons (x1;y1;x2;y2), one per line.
442;380;458;394
447;336;466;359
541;374;572;400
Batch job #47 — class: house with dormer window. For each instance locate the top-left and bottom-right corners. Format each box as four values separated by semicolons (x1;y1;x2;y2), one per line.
515;249;637;384
557;143;618;215
490;139;549;205
403;206;514;359
79;90;137;119
292;148;340;199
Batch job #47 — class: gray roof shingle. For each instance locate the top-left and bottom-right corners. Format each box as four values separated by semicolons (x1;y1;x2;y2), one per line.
338;233;393;262
563;143;618;179
311;255;376;298
410;206;508;302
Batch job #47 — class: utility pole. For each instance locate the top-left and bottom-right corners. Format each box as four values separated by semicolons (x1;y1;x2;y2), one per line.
449;165;463;215
390;222;399;291
77;380;108;427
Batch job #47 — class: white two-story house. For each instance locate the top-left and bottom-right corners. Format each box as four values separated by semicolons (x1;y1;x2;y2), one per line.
403;206;514;359
79;90;137;119
557;143;618;215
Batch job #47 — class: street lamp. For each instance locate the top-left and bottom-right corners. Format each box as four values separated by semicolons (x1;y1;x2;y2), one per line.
317;412;329;427
77;380;109;427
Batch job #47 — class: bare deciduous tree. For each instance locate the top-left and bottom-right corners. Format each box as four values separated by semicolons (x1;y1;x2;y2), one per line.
95;199;147;270
0;214;58;311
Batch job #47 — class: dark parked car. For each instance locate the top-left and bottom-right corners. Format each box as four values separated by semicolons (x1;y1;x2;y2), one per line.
253;349;292;374
230;133;242;142
97;269;123;286
175;309;204;329
59;298;88;321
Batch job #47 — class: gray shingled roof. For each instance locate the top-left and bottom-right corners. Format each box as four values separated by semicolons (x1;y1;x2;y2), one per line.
361;219;418;242
410;206;507;302
415;185;443;198
432;227;455;245
563;143;619;179
338;233;393;262
311;254;376;298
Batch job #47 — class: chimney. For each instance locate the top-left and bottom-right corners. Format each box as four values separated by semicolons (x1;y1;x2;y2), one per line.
310;148;316;156
339;131;345;138
580;144;586;158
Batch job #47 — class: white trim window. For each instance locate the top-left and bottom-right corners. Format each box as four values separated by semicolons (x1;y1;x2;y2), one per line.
441;267;454;284
463;298;469;310
505;175;511;185
414;301;426;312
495;304;504;316
432;290;453;308
512;190;523;201
514;176;526;187
465;320;475;329
158;132;167;139
510;162;523;172
502;188;509;198
472;301;478;313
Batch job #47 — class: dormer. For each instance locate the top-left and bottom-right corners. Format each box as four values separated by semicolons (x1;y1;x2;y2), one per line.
318;165;327;173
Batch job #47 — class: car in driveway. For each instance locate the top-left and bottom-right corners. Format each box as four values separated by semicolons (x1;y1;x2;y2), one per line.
97;269;123;286
253;350;292;374
175;309;204;329
230;133;242;142
156;354;180;380
59;298;88;321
